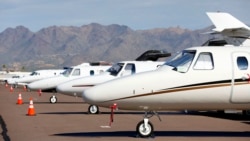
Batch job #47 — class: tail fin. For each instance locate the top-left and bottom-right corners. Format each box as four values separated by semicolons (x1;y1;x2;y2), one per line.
207;12;250;46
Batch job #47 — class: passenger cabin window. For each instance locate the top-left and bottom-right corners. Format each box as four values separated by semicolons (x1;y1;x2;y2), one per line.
72;69;80;76
237;57;248;70
193;53;214;70
90;70;94;76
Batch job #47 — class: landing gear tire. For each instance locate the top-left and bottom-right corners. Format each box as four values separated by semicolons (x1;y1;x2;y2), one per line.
50;96;57;103
136;120;154;138
88;105;99;114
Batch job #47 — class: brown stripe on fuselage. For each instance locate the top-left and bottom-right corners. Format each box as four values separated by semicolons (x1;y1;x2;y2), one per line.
72;85;95;87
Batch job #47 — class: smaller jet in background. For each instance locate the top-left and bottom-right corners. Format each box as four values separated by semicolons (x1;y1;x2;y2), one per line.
1;71;31;85
27;62;111;103
7;69;64;88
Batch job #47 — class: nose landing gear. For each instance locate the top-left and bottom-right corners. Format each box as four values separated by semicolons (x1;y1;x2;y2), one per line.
50;95;57;103
136;111;161;138
136;118;154;137
106;103;160;138
88;105;99;114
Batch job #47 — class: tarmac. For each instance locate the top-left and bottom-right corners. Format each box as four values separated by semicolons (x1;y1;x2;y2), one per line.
0;83;250;141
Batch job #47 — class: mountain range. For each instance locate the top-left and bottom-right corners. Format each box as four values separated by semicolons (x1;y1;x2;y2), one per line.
0;23;213;71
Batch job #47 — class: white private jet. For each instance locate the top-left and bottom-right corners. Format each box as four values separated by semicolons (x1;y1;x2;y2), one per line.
56;50;170;113
7;69;64;87
82;12;250;137
1;71;31;84
27;62;111;103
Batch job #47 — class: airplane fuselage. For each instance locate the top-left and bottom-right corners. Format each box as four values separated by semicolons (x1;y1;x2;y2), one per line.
56;61;164;97
8;69;64;86
27;65;110;92
82;12;250;138
83;46;250;111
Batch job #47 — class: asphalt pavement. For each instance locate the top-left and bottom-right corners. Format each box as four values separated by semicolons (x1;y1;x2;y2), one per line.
0;84;250;141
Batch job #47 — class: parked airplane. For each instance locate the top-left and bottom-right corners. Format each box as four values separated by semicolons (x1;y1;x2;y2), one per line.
7;69;64;87
56;50;170;113
82;12;250;137
0;71;31;84
27;62;111;103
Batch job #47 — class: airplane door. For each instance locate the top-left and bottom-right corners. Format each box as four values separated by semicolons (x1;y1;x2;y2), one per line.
231;52;250;103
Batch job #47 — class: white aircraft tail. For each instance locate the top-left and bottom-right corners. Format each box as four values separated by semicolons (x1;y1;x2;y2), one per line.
207;12;250;46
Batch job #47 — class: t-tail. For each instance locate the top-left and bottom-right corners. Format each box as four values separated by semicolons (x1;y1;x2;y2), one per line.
207;12;250;46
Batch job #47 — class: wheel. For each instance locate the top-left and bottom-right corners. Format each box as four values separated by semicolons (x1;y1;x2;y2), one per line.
88;105;99;114
136;120;154;137
50;96;57;103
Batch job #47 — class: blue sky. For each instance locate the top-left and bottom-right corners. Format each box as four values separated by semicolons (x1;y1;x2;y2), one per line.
0;0;249;32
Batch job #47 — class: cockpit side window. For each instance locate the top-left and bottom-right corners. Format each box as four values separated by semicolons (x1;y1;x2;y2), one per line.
72;69;80;76
237;56;248;70
193;52;214;70
124;63;136;74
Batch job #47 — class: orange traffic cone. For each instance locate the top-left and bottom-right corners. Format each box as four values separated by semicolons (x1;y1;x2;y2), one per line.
27;98;36;116
16;93;23;105
5;83;8;88
10;86;13;92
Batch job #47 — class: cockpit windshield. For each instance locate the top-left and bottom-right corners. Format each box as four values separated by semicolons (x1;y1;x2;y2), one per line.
107;63;124;76
30;71;39;76
164;50;196;73
62;68;73;77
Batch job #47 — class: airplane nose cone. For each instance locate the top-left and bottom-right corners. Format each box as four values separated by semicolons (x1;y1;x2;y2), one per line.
56;83;70;94
7;79;14;85
82;88;96;104
27;83;38;90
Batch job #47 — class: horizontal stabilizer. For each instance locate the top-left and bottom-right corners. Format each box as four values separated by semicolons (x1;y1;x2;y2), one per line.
206;12;250;46
207;12;250;33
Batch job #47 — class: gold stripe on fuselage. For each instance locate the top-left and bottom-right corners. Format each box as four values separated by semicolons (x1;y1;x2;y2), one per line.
104;81;249;102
